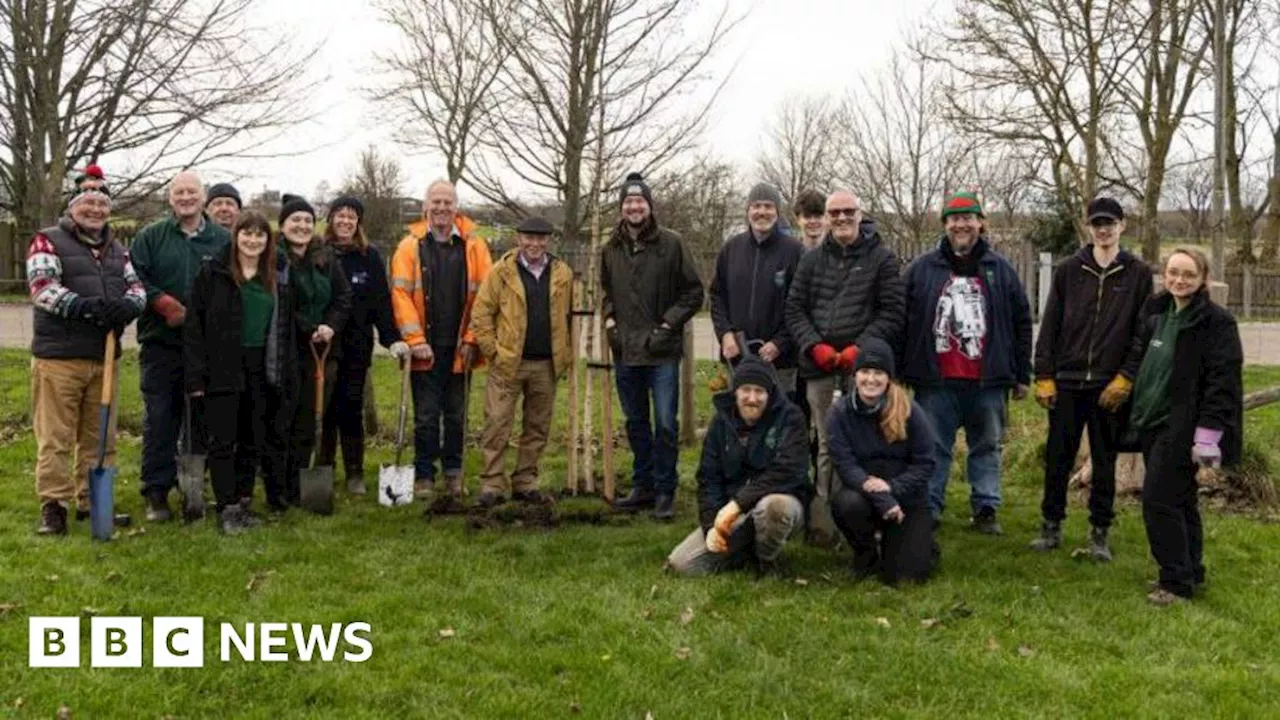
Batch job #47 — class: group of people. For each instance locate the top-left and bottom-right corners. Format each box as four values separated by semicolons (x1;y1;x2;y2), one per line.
27;165;1243;606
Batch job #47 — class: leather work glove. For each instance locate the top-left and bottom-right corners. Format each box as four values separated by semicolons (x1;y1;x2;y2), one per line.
837;344;860;372
1034;378;1056;410
389;341;411;360
1192;427;1223;468
713;500;742;538
1098;375;1133;412
811;343;839;373
705;527;728;554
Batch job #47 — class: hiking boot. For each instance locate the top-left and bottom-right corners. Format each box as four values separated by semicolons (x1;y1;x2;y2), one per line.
1028;521;1062;551
512;489;552;505
37;502;68;536
414;478;433;500
971;507;1002;535
1087;525;1113;562
444;470;464;497
474;492;505;510
346;474;367;496
652;493;675;521
613;488;657;511
145;491;173;523
1147;587;1186;606
218;505;256;535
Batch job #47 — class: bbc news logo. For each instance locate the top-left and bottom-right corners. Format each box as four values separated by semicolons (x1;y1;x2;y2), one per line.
29;617;372;668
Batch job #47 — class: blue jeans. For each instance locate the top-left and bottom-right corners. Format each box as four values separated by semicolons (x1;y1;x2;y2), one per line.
915;385;1006;517
615;362;680;494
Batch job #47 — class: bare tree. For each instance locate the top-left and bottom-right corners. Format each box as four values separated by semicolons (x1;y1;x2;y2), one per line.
0;0;319;239
466;0;741;246
338;145;407;251
838;50;972;254
755;96;840;201
372;0;508;184
652;155;742;260
924;0;1144;242
1168;156;1215;241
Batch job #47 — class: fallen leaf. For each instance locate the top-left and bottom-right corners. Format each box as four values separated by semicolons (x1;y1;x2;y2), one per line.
819;572;834;583
641;607;655;621
600;653;611;662
438;627;456;639
675;646;691;661
1030;585;1042;595
645;712;654;720
80;607;101;617
648;584;658;599
126;527;146;538
920;618;941;629
104;571;122;583
245;570;276;593
948;599;973;618
13;697;24;709
0;603;19;616
1247;663;1262;673
569;701;582;713
56;704;71;719
46;574;59;583
985;636;1001;652
794;578;809;587
679;607;694;626
1017;645;1035;658
875;617;891;629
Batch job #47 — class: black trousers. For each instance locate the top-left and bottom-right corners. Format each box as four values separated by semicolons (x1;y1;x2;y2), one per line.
204;349;287;510
140;343;207;497
1041;386;1121;528
1141;424;1205;598
286;348;337;505
831;486;935;584
320;355;371;478
410;345;466;480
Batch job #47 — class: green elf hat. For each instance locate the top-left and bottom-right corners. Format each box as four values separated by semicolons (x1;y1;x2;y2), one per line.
940;191;985;221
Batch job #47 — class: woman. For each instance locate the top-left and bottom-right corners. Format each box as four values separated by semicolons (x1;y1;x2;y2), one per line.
185;211;299;532
318;195;409;495
1123;248;1243;605
279;194;352;507
826;337;938;584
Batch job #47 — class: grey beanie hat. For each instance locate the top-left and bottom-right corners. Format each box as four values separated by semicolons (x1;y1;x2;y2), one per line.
747;182;783;209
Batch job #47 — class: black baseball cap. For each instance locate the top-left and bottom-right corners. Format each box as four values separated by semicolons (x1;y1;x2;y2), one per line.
1087;197;1124;223
516;216;555;235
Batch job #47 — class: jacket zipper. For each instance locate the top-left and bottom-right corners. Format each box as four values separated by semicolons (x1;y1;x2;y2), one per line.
1083;263;1122;382
748;243;760;329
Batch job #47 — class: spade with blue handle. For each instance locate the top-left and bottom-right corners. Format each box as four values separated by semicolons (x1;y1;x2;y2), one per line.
89;330;120;541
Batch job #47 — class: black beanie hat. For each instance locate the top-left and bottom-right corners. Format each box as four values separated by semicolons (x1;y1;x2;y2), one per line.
619;172;654;210
279;193;315;226
328;194;364;222
732;356;776;394
854;337;895;379
206;183;242;209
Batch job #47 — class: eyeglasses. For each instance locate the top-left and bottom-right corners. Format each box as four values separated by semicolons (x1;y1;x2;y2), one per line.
827;208;860;218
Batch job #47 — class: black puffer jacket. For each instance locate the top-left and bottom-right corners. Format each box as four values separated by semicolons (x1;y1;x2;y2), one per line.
709;224;804;368
784;220;905;378
695;390;812;533
1121;290;1244;466
1034;245;1153;389
184;246;300;412
600;217;704;366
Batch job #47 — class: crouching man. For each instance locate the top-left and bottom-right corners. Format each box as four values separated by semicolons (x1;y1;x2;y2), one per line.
666;357;810;576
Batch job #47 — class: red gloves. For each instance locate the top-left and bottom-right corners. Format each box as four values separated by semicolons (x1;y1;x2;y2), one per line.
152;293;187;328
837;344;859;372
811;343;839;372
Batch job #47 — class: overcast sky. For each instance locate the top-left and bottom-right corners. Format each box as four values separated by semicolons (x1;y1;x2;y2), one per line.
207;0;940;204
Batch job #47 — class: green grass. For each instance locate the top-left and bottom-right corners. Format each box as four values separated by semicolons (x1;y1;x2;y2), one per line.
2;351;1280;717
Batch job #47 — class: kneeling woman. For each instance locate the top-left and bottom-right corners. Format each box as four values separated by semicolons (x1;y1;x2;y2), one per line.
827;338;938;584
1123;248;1243;605
185;211;299;532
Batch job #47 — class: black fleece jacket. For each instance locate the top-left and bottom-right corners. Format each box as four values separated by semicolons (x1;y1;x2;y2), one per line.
695;390;812;533
332;242;401;368
709;223;804;367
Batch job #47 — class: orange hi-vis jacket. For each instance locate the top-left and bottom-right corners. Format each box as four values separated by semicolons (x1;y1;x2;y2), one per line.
390;215;493;372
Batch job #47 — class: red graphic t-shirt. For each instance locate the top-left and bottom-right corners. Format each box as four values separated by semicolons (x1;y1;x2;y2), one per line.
933;273;988;380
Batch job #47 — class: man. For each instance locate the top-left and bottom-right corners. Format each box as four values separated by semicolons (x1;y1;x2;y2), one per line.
205;183;242;230
131;171;230;521
709;182;803;392
601;172;704;521
901;190;1032;535
28;183;145;534
469;216;573;508
1030;197;1152;560
390;179;493;501
793;189;827;251
666;357;810;576
784;190;904;547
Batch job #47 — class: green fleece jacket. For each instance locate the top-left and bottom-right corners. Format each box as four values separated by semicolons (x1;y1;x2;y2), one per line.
130;213;230;346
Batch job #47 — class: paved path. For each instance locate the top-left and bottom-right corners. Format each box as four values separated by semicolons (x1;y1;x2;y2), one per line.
6;303;1280;365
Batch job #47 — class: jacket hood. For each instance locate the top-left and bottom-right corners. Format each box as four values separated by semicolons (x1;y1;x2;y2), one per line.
1074;243;1136;272
820;218;881;257
406;213;479;243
